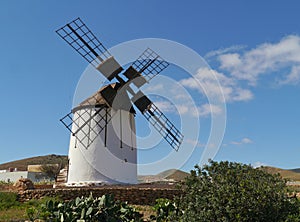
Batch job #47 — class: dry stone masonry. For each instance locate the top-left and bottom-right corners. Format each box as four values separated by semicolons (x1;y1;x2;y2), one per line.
18;186;181;205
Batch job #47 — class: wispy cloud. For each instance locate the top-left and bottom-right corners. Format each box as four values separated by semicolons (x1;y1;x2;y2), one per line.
196;103;223;117
182;34;300;108
252;161;268;168
155;101;176;113
205;45;246;58
180;67;253;103
230;137;253;145
276;65;300;85
185;138;217;149
144;36;300;120
179;103;223;117
143;80;225;118
144;84;164;92
185;138;205;148
217;35;300;86
155;99;223;118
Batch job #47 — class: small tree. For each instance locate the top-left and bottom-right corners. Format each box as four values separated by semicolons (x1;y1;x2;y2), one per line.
40;164;62;181
173;161;300;222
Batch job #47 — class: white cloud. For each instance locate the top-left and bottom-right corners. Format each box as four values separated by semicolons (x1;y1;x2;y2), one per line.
252;161;268;168
176;103;223;117
218;35;300;85
142;78;225;119
196;103;223;117
156;100;223;118
230;137;253;145
176;105;189;115
241;138;253;144
180;67;253;103
205;45;246;58
144;84;164;92
185;138;205;148
155;101;176;113
181;34;300;109
276;65;300;85
218;53;242;68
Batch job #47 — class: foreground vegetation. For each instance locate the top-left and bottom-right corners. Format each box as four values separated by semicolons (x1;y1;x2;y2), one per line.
1;161;300;221
170;161;300;222
0;192;62;221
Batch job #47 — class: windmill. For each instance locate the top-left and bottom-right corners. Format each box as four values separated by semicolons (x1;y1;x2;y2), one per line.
56;18;184;185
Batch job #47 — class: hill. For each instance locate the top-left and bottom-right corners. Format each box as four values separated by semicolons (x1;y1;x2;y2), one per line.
0;154;68;171
159;169;189;181
290;168;300;174
260;166;300;181
138;169;189;183
0;155;188;182
1;155;299;182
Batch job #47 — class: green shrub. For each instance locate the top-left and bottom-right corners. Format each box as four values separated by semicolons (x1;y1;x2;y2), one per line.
173;161;300;222
28;193;143;222
284;197;300;222
0;192;20;210
150;198;179;222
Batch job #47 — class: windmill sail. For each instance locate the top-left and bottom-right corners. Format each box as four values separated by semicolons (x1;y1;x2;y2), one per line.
60;107;112;149
60;89;114;149
56;18;123;81
132;91;183;151
56;18;111;66
123;48;169;88
131;48;169;82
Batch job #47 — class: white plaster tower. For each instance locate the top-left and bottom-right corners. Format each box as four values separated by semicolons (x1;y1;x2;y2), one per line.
66;85;138;185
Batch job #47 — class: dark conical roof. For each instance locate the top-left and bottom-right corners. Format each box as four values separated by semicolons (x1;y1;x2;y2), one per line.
79;84;117;107
72;83;135;114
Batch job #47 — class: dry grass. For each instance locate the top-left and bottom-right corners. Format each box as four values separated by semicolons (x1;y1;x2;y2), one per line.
260;166;300;181
132;204;155;221
0;207;26;221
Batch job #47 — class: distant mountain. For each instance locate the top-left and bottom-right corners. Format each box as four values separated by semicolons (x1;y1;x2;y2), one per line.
1;155;299;182
260;166;300;181
290;168;300;174
156;169;178;179
138;169;189;183
159;169;189;181
0;154;68;171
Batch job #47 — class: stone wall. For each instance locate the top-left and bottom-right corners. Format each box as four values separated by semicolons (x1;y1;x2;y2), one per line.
0;183;53;191
18;187;182;205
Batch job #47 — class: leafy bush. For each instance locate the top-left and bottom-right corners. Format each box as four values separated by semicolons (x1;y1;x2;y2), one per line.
0;192;20;210
25;196;62;220
150;198;179;222
172;161;300;222
27;193;143;222
40;164;62;181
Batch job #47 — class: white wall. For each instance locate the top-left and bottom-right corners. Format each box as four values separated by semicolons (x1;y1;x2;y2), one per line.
0;171;51;183
0;171;28;183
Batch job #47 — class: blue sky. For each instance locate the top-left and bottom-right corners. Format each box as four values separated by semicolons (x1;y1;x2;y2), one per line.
0;1;300;174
